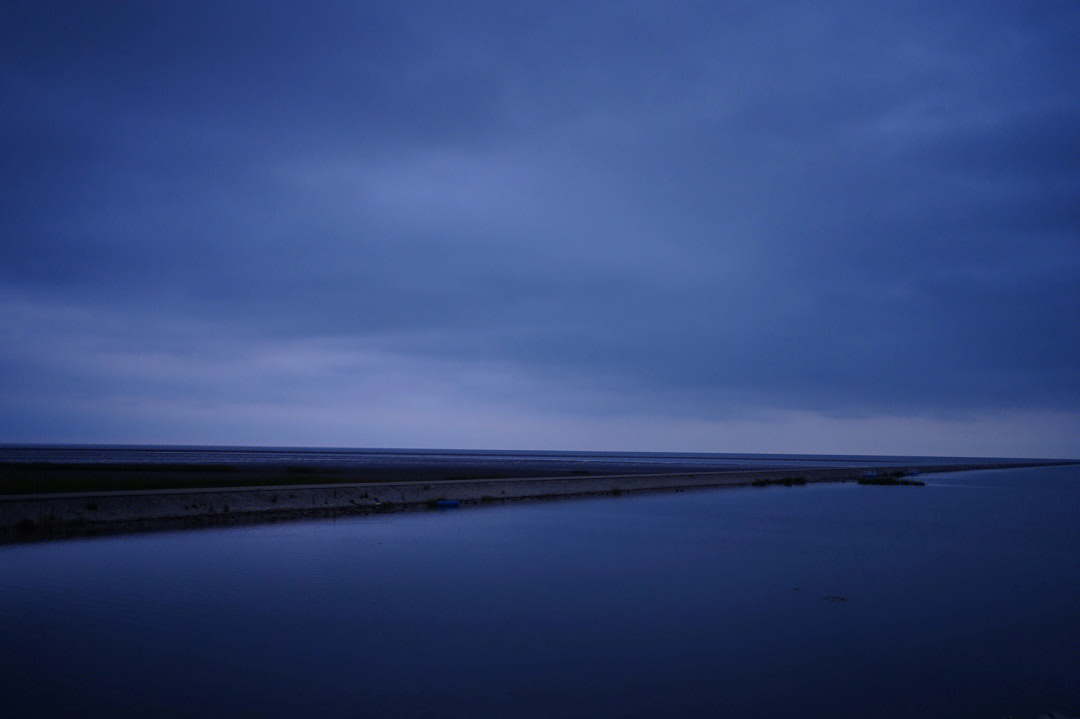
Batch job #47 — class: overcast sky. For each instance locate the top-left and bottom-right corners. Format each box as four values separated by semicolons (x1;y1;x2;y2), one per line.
2;2;1079;456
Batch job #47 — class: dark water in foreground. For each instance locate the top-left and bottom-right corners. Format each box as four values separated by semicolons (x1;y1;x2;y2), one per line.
2;465;1079;718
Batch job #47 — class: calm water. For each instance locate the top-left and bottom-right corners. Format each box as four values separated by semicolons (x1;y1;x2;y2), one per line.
2;465;1078;717
0;444;1007;471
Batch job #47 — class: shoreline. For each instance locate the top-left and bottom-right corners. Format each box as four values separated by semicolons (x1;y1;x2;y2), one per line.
2;460;1068;543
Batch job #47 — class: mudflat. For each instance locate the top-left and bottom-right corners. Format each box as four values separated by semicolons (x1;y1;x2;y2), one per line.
2;458;1067;542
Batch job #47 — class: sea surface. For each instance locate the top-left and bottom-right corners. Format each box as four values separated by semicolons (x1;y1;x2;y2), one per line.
0;444;1021;475
2;463;1078;717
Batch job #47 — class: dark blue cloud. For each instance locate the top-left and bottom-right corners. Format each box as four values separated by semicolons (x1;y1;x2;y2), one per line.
2;1;1079;452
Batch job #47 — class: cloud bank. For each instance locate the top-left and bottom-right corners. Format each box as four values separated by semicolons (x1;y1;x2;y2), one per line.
3;2;1079;455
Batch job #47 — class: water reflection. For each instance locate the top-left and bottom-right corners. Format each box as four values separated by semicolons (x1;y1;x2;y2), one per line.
2;466;1079;718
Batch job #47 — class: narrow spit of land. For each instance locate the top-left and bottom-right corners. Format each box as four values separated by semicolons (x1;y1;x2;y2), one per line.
2;457;1072;542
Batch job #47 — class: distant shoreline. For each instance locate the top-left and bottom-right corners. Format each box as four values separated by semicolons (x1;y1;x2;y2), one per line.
2;459;1071;543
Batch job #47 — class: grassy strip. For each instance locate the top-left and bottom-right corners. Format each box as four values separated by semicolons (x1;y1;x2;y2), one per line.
0;462;611;495
856;469;925;486
0;465;341;494
857;476;925;486
751;476;807;487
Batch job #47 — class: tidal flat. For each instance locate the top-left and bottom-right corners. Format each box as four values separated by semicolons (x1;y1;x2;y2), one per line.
1;451;1062;541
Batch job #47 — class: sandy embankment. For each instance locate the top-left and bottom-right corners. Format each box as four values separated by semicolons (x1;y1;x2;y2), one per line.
0;461;1048;542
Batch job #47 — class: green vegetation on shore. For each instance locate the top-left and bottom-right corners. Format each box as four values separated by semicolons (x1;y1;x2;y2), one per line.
857;476;925;486
857;470;925;486
0;462;618;495
751;476;807;487
0;462;358;495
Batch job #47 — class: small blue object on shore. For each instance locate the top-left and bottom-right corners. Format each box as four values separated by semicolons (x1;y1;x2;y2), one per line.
435;500;460;509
